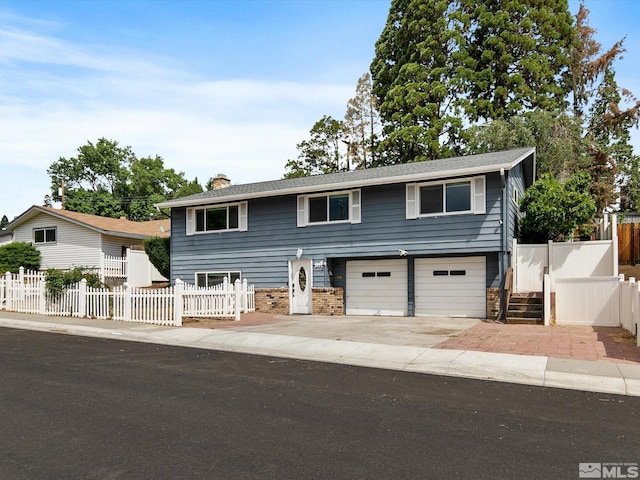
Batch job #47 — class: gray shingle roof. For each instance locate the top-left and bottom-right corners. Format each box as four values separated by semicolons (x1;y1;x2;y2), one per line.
156;147;535;208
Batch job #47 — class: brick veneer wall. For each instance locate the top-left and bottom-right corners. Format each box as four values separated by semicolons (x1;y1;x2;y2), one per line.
486;288;501;320
312;288;344;316
254;288;290;315
254;287;344;316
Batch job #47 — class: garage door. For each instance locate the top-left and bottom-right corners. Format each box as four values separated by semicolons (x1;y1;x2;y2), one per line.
346;259;407;316
415;257;486;317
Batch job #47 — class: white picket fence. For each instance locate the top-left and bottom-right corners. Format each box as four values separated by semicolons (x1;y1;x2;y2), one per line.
0;271;255;326
102;254;127;279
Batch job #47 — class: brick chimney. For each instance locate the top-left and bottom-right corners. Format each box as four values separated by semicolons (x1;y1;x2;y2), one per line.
211;173;231;190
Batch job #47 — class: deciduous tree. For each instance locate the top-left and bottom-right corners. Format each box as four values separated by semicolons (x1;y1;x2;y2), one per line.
47;138;195;220
519;172;596;243
343;73;381;169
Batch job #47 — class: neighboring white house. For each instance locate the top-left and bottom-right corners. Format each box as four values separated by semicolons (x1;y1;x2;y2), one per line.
0;230;12;246
5;206;169;285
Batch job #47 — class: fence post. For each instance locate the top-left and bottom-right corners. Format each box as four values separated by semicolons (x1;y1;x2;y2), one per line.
99;252;105;282
124;283;131;322
543;273;551;326
612;214;619;277
19;266;24;283
4;272;11;310
38;277;46;314
78;279;87;318
234;279;241;321
174;279;183;327
511;238;518;293
547;240;554;290
636;283;640;346
242;278;248;313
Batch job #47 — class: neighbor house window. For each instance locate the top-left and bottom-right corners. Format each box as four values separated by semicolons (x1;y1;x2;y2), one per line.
297;190;361;227
195;271;241;287
406;176;486;219
34;227;56;244
186;202;248;235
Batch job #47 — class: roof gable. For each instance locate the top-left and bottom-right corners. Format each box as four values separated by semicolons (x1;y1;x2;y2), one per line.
156;147;536;208
7;206;170;239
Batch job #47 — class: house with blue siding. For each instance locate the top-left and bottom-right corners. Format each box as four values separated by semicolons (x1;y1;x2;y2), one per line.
156;147;536;319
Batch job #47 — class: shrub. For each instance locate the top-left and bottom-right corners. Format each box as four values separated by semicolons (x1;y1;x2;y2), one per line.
519;172;596;243
143;237;170;279
0;242;40;273
45;267;104;296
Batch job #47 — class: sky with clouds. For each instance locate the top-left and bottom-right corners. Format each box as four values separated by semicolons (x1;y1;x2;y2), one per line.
1;0;639;221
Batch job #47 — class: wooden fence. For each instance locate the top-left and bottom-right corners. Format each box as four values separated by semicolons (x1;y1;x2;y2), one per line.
0;272;255;326
618;223;640;264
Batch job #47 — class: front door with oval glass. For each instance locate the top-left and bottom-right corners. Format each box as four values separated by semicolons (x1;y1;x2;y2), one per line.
289;259;313;314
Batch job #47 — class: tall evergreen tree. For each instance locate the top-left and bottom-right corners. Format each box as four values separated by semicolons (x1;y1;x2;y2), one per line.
370;0;468;163
283;116;346;178
370;0;574;164
460;0;573;121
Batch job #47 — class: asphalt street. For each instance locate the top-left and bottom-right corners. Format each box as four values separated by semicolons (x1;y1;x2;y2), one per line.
1;327;639;480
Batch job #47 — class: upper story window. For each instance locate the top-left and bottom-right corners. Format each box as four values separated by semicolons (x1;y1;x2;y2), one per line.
297;189;361;227
34;227;56;244
186;202;248;235
406;176;486;219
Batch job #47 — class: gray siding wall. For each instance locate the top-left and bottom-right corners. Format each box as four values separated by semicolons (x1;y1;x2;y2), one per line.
170;172;505;289
507;162;527;251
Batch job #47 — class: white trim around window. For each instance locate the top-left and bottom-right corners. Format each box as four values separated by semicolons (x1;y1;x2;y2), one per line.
186;202;248;235
297;189;361;227
195;271;241;287
406;176;486;219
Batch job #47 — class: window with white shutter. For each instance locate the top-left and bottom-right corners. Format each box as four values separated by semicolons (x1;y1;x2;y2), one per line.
186;202;248;235
297;189;361;226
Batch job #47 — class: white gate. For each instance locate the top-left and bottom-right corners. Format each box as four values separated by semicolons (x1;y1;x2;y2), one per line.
514;244;548;292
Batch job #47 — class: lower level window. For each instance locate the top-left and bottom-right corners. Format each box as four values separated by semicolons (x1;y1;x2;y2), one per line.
34;227;56;244
195;271;241;287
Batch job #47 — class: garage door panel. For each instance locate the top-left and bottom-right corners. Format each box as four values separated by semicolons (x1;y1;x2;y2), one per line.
415;257;486;318
346;259;407;316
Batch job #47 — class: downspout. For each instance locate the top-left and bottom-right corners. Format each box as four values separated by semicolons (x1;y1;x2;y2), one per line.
498;168;507;320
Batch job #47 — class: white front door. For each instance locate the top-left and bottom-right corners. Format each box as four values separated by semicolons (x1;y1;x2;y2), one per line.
289;259;313;314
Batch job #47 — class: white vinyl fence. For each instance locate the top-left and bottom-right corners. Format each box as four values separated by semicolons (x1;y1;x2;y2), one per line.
552;274;640;346
0;271;255;326
513;239;617;293
554;277;621;327
101;249;168;287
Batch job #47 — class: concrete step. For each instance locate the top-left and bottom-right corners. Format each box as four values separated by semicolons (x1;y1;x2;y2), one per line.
505;317;544;325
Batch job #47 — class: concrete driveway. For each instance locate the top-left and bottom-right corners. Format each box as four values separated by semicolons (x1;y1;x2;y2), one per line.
202;314;481;348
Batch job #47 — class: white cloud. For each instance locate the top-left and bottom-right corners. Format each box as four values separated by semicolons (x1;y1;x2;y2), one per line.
0;19;355;220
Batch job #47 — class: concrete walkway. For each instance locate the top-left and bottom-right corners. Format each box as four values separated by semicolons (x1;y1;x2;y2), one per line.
1;311;639;397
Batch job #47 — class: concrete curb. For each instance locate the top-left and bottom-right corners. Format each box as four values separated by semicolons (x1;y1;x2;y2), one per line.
1;317;639;397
